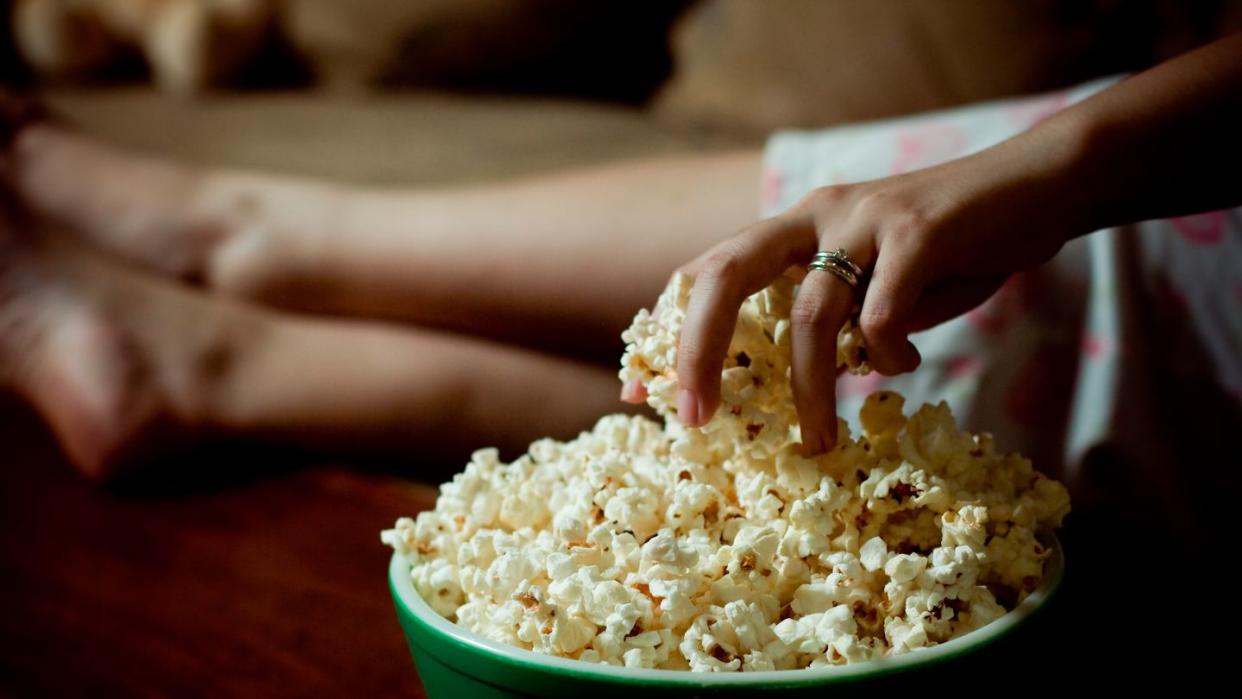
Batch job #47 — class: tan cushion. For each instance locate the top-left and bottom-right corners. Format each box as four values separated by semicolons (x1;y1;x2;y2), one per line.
655;0;1242;132
44;88;747;185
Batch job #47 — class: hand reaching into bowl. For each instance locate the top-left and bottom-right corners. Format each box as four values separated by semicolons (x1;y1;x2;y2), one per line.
624;33;1242;455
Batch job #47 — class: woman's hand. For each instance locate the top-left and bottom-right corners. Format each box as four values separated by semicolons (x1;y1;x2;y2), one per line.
619;33;1242;454
647;119;1093;455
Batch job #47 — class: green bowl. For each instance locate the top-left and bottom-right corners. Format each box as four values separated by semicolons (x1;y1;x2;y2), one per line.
389;535;1063;698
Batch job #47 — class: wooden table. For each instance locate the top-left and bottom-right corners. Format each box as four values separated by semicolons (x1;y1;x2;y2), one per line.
5;384;1230;693
0;396;437;697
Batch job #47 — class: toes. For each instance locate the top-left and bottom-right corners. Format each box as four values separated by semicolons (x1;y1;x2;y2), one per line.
0;87;54;151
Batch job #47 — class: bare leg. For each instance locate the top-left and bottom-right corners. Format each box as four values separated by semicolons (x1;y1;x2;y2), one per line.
0;211;625;480
9;123;761;356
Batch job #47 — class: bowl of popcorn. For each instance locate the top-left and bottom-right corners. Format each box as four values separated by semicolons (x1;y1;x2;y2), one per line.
384;275;1070;697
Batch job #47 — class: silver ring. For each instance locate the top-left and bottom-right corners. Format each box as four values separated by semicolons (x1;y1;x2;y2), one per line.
811;248;863;277
807;248;861;288
809;259;859;286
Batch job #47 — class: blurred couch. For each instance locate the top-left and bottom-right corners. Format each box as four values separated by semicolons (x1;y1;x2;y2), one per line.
10;0;1242;183
656;0;1242;130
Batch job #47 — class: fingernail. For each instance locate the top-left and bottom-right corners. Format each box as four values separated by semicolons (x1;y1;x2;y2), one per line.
620;379;648;404
800;431;824;457
906;342;923;371
678;389;701;426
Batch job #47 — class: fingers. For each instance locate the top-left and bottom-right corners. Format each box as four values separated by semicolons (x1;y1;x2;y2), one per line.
906;275;1006;331
858;243;928;375
674;245;717;278
619;378;648;404
677;215;817;427
789;266;858;454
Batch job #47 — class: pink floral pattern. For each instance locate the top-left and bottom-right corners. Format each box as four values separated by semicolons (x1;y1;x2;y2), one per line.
1170;211;1226;245
1080;333;1110;359
839;372;887;398
889;123;968;175
760;167;785;211
966;275;1028;335
944;354;983;379
1005;90;1069;129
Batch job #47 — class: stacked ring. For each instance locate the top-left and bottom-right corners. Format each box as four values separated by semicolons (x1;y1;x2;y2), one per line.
808;248;862;287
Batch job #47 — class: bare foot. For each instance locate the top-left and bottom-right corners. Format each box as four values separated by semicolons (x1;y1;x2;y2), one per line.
10;122;228;281
5;113;335;301
0;204;257;479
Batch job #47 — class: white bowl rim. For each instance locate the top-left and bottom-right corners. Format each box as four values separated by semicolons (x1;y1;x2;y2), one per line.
390;533;1061;686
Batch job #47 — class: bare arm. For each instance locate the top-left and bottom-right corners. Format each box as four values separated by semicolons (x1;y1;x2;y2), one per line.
1054;32;1242;231
660;33;1242;454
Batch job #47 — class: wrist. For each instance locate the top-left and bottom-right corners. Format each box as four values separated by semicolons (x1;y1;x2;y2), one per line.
972;109;1109;242
1025;100;1147;239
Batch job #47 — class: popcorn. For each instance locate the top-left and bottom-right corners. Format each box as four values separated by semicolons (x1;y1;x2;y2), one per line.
884;554;928;584
385;275;1069;671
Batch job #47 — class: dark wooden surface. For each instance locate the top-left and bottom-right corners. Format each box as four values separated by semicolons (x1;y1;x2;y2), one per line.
5;389;1235;694
0;396;438;698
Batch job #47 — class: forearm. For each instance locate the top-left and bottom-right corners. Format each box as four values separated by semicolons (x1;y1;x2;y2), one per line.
1046;33;1242;232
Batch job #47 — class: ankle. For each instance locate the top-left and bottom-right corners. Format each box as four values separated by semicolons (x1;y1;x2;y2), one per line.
196;176;344;305
153;299;271;435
